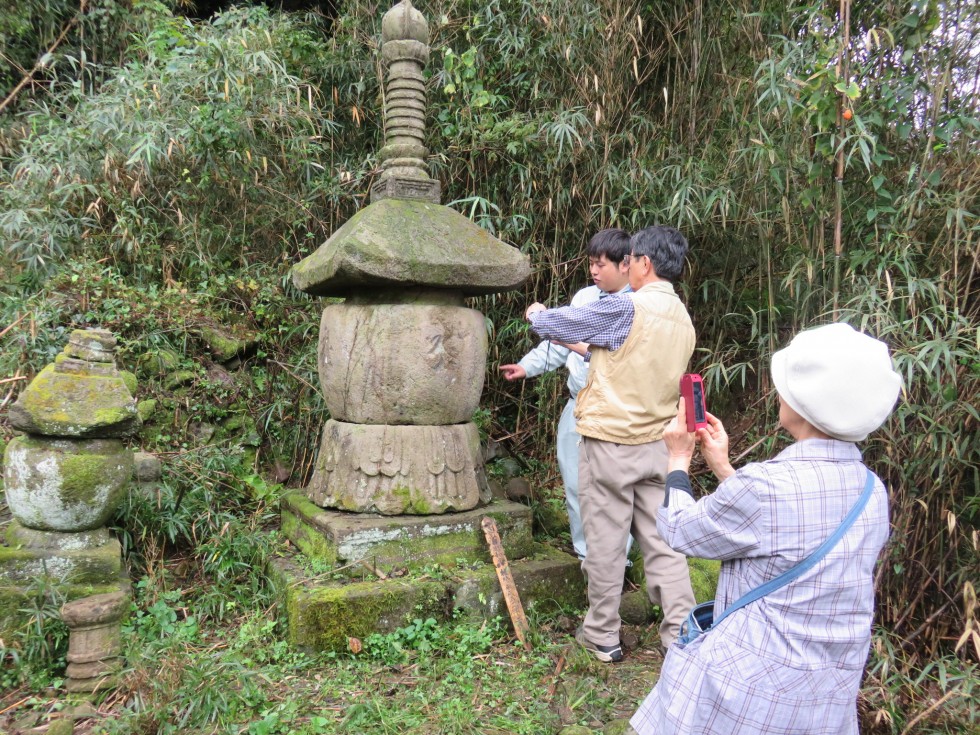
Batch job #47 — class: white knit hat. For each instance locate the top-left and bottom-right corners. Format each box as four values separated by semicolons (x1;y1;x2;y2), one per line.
771;323;902;442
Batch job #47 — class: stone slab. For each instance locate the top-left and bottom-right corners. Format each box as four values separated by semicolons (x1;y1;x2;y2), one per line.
0;522;122;585
281;493;534;574
291;198;530;296
270;544;585;652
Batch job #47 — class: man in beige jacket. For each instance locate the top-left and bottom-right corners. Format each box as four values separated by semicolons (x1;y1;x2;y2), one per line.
525;225;696;661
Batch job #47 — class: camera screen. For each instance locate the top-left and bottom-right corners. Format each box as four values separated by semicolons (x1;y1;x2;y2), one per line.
692;382;706;423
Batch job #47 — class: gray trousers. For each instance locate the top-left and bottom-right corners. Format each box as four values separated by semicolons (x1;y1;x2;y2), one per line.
579;437;695;649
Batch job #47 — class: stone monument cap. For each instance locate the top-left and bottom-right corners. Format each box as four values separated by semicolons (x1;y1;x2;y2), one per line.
382;0;428;44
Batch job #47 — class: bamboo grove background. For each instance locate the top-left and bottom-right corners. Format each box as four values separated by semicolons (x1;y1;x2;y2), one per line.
0;0;977;685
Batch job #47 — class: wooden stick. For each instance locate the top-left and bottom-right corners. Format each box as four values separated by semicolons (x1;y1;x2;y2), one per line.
481;516;532;651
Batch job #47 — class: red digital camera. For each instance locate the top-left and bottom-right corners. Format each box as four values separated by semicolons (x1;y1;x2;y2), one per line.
680;373;708;432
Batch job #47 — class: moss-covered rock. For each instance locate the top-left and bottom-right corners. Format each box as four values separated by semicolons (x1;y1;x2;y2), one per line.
3;436;133;531
8;362;139;439
119;370;138;396
136;399;157;423
625;555;719;603
291;197;530;296
139;348;181;375
163;369;197;390
193;324;259;363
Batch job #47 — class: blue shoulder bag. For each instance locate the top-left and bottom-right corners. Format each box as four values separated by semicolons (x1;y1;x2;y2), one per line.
678;468;876;645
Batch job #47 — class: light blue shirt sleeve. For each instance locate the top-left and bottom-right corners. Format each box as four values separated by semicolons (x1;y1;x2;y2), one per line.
518;341;571;378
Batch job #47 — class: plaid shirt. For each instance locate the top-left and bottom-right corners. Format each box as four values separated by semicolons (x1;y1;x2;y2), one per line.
527;292;635;352
519;284;631;394
632;439;890;735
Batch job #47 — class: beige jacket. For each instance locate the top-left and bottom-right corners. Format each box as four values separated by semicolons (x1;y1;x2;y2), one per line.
574;282;695;444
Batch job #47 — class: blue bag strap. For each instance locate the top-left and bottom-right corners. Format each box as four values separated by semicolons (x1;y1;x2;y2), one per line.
711;468;876;630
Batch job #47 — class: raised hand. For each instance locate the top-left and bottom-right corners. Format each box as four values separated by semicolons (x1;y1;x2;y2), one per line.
697;412;735;481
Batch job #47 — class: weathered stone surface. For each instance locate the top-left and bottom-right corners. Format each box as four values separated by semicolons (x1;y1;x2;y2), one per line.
62;591;127;694
45;718;75;735
62;590;128;630
318;293;486;424
504;476;533;504
451;546;586;622
282;492;534;573
308;420;489;514
133;451;162;482
619;589;655;625
66;656;121;679
193;324;259;363
136;399;157;422
270;542;585;652
138;348;180;375
8;362;139;438
4;437;133;532
0;524;122;584
163;369;196;390
291;198;530;296
64;328;116;363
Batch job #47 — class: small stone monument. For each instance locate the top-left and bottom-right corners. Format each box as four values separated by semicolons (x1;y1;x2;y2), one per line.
275;0;586;651
61;590;128;693
1;328;135;645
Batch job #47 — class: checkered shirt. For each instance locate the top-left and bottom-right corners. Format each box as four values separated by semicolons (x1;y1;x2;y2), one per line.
519;284;631;394
631;439;890;735
527;291;634;352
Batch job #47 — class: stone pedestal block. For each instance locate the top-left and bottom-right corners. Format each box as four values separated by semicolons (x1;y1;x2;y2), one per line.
4;437;133;532
318;292;486;425
61;591;128;693
282;493;533;574
308;420;489;514
1;523;122;584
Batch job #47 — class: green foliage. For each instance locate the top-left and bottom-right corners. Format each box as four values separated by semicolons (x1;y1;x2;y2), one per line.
0;0;977;729
1;1;339;276
0;578;69;690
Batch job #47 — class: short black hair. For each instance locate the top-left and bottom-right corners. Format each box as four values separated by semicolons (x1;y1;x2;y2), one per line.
629;226;688;282
586;228;631;264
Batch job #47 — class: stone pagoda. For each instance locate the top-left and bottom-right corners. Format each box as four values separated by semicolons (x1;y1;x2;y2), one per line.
275;0;586;650
1;328;135;643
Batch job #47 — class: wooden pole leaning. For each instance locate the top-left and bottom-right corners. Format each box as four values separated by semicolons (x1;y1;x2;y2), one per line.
481;516;532;651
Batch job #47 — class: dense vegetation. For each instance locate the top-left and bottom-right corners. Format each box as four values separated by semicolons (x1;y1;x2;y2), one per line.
0;0;977;732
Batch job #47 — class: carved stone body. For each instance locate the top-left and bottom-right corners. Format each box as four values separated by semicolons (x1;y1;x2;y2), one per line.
318;290;486;425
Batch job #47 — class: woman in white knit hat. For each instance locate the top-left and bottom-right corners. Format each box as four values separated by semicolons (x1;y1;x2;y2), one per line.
631;323;902;735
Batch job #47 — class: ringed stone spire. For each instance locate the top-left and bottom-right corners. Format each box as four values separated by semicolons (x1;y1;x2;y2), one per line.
290;0;530;515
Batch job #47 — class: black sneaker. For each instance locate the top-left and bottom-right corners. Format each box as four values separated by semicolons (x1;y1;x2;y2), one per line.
575;626;623;663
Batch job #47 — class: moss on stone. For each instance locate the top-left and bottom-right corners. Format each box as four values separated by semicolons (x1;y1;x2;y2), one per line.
139;348;181;375
119;370;138;395
136;399;157;423
280;509;337;566
194;325;258;363
286;577;447;651
9;364;138;438
688;557;721;603
292;198;530;296
163;370;197;390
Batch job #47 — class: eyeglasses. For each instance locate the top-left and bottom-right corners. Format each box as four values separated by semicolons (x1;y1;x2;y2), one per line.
624;252;647;267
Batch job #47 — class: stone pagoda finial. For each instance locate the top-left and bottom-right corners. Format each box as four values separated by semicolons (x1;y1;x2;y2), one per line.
372;0;440;203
